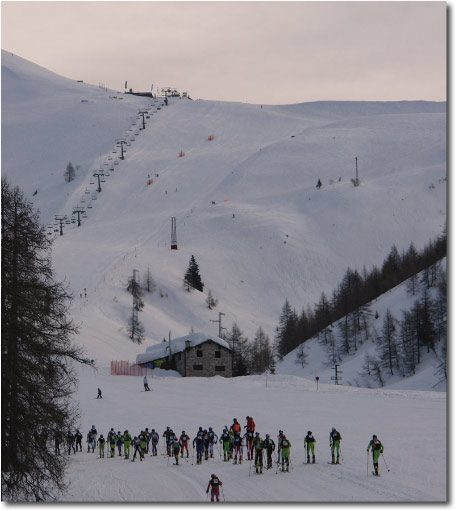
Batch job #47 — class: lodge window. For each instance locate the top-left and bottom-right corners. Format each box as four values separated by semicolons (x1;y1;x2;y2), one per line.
215;365;225;371
193;365;203;370
215;351;221;358
196;350;203;357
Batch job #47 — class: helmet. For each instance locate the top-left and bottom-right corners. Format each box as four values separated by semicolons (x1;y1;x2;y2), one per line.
279;430;283;433
255;432;259;436
266;434;270;438
307;431;312;435
182;430;185;434
92;425;95;428
332;427;335;432
204;430;207;433
373;434;377;439
233;418;237;422
211;474;215;478
125;430;128;433
209;427;212;431
118;431;121;434
246;416;249;419
152;429;155;432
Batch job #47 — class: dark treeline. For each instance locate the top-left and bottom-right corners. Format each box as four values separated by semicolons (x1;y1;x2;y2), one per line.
274;229;447;360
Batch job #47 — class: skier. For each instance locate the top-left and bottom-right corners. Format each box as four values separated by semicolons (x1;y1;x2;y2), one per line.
97;388;102;399
243;428;254;460
170;434;181;465
123;430;132;459
208;427;218;458
263;434;275;469
163;427;173;456
150;429;159;456
329;427;342;464
245;416;255;433
316;179;322;189
97;434;106;458
304;431;316;464
75;430;83;452
279;434;291;472
220;428;232;462
252;432;264;474
116;431;123;456
107;428;117;458
139;431;147;456
232;433;243;465
230;418;241;436
90;425;97;444
206;474;223;502
193;430;204;465
67;431;76;455
367;434;384;476
132;436;144;462
180;431;190;458
144;375;150;391
277;430;284;464
144;428;151;453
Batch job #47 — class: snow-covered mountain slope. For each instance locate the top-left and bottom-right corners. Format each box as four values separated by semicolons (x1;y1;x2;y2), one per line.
2;51;447;376
63;365;446;502
276;260;447;391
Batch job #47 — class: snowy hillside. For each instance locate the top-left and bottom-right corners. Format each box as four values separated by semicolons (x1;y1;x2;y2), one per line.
2;51;447;504
276;260;447;391
2;51;446;372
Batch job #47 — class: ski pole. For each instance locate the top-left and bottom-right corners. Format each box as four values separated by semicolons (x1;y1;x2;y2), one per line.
367;451;369;476
248;455;253;476
221;486;226;502
340;447;344;462
382;453;390;472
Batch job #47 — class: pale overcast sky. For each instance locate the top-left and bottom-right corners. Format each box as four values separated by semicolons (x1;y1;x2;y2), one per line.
1;1;447;104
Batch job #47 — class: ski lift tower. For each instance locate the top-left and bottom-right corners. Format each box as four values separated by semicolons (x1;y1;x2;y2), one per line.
54;215;68;236
171;217;178;250
72;206;85;227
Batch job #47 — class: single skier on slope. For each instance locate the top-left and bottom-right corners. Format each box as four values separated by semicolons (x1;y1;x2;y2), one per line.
279;434;291;472
206;474;223;502
143;375;150;391
329;427;342;464
304;431;316;464
367;434;384;476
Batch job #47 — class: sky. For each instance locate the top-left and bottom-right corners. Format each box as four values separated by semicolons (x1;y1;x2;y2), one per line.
1;1;447;105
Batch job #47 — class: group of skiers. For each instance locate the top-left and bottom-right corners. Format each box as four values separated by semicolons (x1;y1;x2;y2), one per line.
61;418;385;477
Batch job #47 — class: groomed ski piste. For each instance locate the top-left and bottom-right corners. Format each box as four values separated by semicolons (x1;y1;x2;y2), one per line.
1;51;447;503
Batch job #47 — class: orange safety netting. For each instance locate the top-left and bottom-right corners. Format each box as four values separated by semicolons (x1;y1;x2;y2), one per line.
110;360;154;376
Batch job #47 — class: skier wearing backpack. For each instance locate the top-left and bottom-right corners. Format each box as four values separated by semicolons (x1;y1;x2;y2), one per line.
279;434;291;472
116;431;123;456
367;435;384;476
193;430;204;465
75;430;83;452
252;432;264;474
304;431;316;464
220;428;232;461
277;430;284;464
245;416;255;433
150;429;159;456
107;428;117;458
123;430;132;459
208;427;218;458
203;430;210;460
329;427;342;464
67;431;76;455
233;433;243;464
243;429;254;460
206;474;223;502
263;434;275;469
132;436;144;462
97;434;106;458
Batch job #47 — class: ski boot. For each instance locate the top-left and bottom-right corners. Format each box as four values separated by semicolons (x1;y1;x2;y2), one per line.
336;457;340;464
331;455;335;464
260;466;263;474
312;456;316;464
307;456;310;464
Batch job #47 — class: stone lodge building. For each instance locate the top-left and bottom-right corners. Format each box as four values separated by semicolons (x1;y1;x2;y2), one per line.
136;332;233;377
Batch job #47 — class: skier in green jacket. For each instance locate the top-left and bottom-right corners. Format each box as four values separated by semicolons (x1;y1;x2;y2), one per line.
252;432;264;474
97;434;106;458
329;427;342;464
220;428;232;461
279;435;291;472
367;435;384;476
123;430;132;459
304;431;316;464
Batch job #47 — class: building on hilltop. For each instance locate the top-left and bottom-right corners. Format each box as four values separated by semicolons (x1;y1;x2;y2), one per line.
136;332;232;377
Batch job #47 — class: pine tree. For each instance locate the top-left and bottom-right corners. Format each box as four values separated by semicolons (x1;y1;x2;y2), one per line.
183;255;204;292
127;275;144;310
127;311;145;344
2;178;92;501
143;267;156;294
274;300;298;359
226;323;249;376
249;327;273;373
376;309;400;376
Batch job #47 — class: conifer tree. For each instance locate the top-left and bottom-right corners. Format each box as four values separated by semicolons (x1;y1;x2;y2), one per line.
1;178;92;501
183;255;204;292
226;323;249;376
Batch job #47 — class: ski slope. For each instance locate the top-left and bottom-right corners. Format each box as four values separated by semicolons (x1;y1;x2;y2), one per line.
62;365;446;502
1;51;447;502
